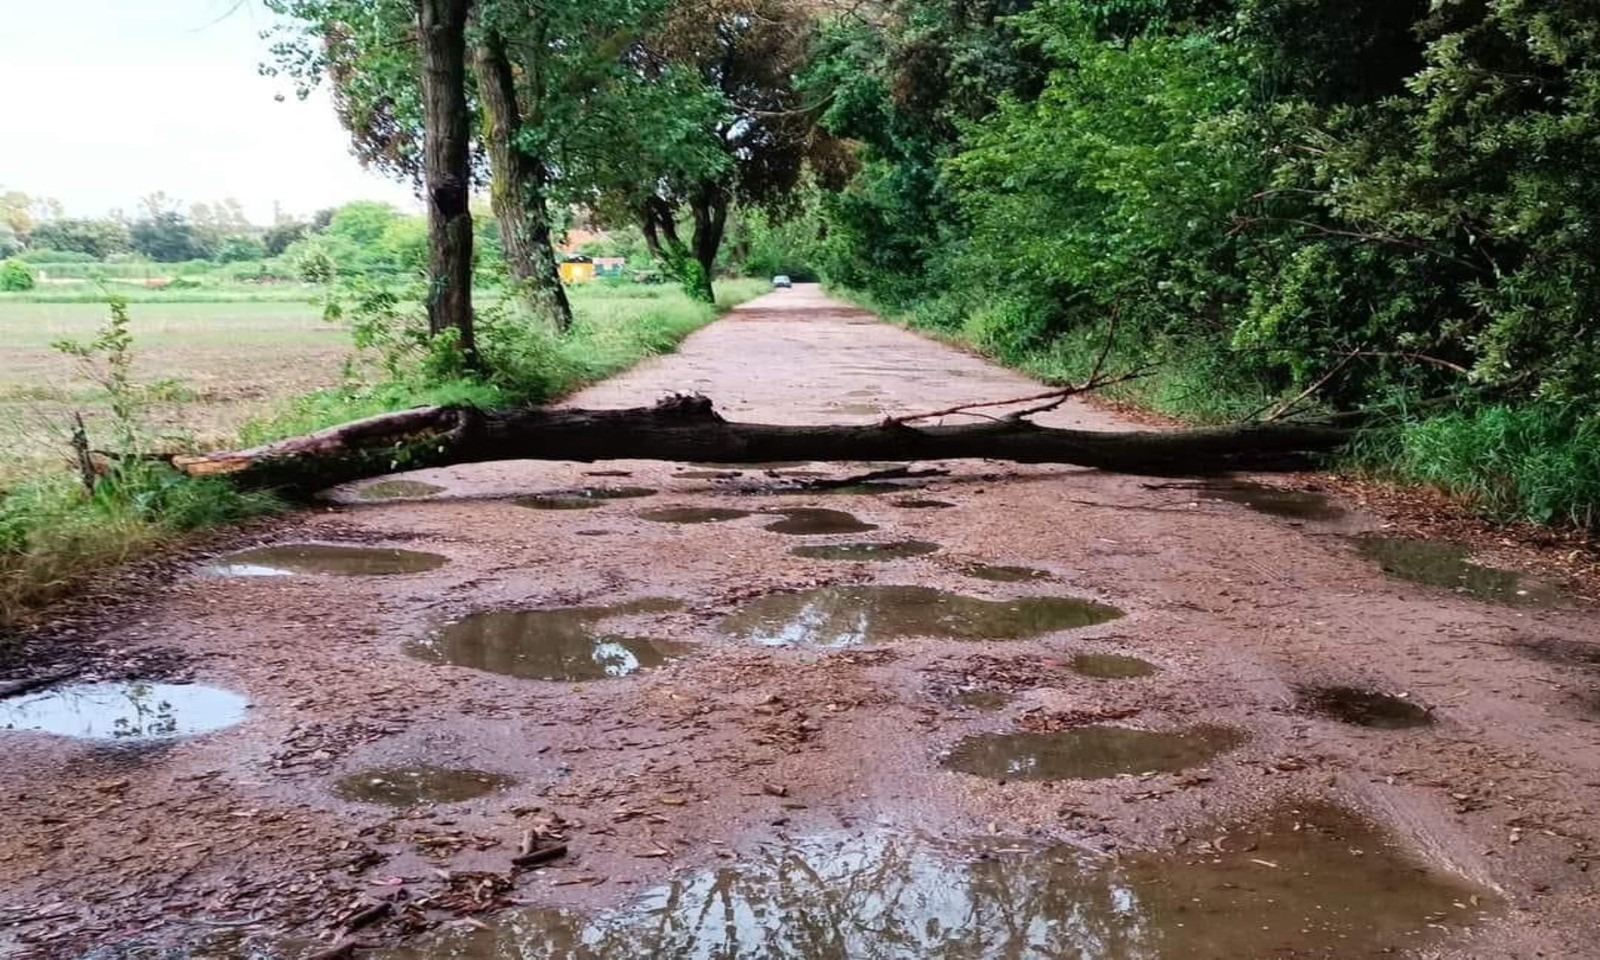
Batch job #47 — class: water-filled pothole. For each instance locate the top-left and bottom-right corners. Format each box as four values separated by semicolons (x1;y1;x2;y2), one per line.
406;600;688;681
358;479;446;500
944;724;1244;780
639;507;753;524
1354;535;1557;604
0;682;248;740
370;804;1492;960
334;765;516;806
893;498;955;509
719;586;1123;647
1300;685;1433;729
965;563;1053;583
789;540;940;561
953;688;1015;711
1202;481;1343;521
1070;652;1158;679
518;487;658;510
207;544;447;576
761;508;878;535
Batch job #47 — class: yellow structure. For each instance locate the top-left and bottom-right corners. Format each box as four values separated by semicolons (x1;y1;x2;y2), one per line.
559;258;596;283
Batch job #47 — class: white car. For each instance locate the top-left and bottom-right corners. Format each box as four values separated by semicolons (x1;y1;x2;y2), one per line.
772;275;793;288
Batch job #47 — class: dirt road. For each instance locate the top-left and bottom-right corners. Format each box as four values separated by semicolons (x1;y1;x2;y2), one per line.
3;286;1598;958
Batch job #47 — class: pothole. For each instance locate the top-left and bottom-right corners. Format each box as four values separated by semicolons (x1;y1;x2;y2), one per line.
965;563;1052;583
1354;535;1559;605
1201;480;1343;521
0;682;248;740
517;487;658;510
1070;652;1158;679
368;804;1493;959
789;540;940;561
892;498;955;509
205;544;447;576
405;600;689;681
942;724;1244;780
953;688;1015;711
334;765;516;807
639;507;754;524
1300;685;1433;729
719;586;1123;647
357;480;446;500
671;469;742;480
761;508;878;535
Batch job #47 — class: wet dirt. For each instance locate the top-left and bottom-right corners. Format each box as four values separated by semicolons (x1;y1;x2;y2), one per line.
1071;652;1159;679
333;766;517;807
952;688;1015;711
892;498;955;509
405;602;689;681
1355;534;1561;604
719;585;1124;647
1201;480;1344;521
1300;685;1434;729
205;543;448;577
638;506;753;524
0;682;248;740
788;540;940;561
358;480;447;501
942;724;1246;780
964;563;1053;582
5;286;1596;958
760;507;877;535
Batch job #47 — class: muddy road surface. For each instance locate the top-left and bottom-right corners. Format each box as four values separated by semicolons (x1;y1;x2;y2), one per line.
4;286;1599;958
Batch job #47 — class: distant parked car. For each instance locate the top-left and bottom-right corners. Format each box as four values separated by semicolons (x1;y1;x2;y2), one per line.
772;275;793;288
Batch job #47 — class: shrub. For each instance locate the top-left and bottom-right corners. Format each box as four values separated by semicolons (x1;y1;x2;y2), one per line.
0;259;36;291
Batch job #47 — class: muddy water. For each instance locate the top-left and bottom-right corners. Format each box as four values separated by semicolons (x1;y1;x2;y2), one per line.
640;506;753;524
358;480;446;500
719;585;1123;647
334;766;516;807
517;487;658;511
789;540;940;561
761;508;878;535
1356;535;1558;604
206;544;448;576
1301;685;1434;729
373;804;1491;960
953;689;1015;711
943;724;1244;780
0;682;247;740
1202;480;1343;521
892;498;955;509
1071;652;1159;679
405;601;688;681
965;563;1053;583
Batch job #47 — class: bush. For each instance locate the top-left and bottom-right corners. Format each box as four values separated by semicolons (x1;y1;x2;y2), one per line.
0;259;37;291
15;249;97;264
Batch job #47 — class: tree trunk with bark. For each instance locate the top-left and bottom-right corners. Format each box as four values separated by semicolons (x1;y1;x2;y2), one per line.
473;27;572;331
170;395;1356;498
419;0;476;358
642;197;715;303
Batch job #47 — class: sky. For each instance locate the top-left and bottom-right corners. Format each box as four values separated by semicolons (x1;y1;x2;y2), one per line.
1;1;421;224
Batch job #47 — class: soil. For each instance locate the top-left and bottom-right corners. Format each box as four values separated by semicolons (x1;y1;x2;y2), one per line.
3;285;1599;957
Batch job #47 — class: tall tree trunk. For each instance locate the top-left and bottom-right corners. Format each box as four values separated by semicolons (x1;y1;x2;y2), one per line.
419;0;476;360
643;197;711;301
472;28;572;331
687;186;727;303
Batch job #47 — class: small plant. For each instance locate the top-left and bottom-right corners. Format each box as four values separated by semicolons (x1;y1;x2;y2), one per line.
0;259;36;292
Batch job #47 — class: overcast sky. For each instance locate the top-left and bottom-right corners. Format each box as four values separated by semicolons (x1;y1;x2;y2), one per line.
2;1;420;224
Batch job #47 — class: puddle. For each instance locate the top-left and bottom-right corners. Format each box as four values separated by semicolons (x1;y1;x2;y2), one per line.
1300;685;1433;729
517;487;658;510
953;688;1015;711
206;544;447;576
1354;535;1557;604
830;403;883;415
1202;481;1343;521
639;507;753;524
1070;652;1158;679
357;479;445;500
892;498;955;509
406;600;688;681
0;682;248;740
671;469;741;480
719;586;1123;647
334;765;516;806
789;540;940;561
372;804;1492;960
965;563;1053;583
943;724;1244;780
761;508;878;535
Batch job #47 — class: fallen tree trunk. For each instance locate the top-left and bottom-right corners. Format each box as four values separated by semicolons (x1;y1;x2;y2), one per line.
170;396;1356;497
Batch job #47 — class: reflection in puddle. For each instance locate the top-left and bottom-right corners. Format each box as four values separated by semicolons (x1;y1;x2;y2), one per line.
944;725;1244;780
790;540;940;561
966;563;1053;583
1202;481;1343;520
893;498;956;509
335;765;516;806
0;682;248;740
1071;653;1158;679
720;586;1123;647
762;508;878;535
1355;536;1557;604
406;600;688;681
640;507;753;524
358;479;446;500
518;487;658;511
1300;685;1433;729
374;805;1492;960
206;544;448;577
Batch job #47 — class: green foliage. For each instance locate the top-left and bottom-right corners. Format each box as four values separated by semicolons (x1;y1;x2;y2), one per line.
0;259;36;292
27;218;132;259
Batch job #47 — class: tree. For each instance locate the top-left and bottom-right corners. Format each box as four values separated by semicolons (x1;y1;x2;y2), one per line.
27;218;132;259
130;211;212;262
418;0;476;357
263;220;309;256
